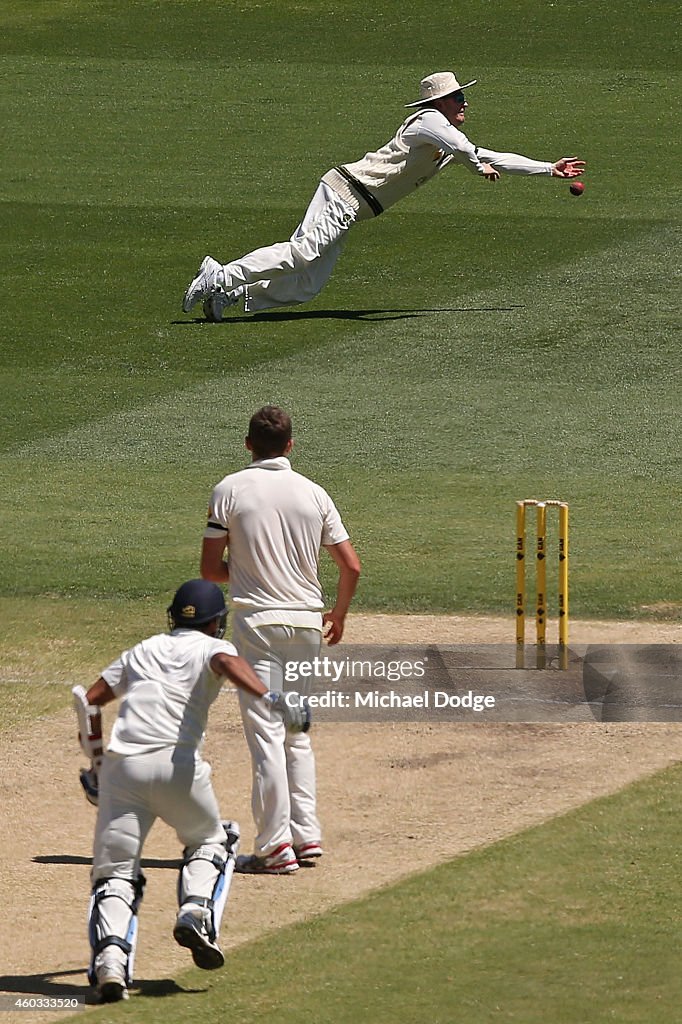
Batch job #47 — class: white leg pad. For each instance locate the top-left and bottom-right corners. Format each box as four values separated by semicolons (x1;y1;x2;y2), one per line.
88;876;145;987
177;822;239;941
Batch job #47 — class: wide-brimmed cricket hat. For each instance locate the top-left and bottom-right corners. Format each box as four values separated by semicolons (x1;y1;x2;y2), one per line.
405;71;477;107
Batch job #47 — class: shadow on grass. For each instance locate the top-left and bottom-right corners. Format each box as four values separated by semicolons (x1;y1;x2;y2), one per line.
172;304;525;325
0;968;204;1003
135;978;206;998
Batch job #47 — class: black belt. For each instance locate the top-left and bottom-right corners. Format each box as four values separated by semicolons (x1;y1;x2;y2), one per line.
335;166;384;217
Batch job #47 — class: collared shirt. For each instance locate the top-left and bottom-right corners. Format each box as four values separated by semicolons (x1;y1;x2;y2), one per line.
204;457;349;627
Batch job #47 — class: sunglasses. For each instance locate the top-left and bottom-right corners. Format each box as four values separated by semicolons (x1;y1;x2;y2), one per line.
449;91;466;104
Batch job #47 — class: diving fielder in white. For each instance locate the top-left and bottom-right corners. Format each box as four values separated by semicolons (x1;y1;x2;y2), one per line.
182;70;586;320
201;406;361;874
73;579;308;1002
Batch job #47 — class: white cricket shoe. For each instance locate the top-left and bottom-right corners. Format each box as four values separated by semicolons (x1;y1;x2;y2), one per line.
202;287;239;322
236;842;299;875
96;962;128;1003
182;256;222;313
173;907;225;970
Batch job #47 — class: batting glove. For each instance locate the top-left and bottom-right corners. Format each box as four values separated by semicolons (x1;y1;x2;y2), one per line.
265;691;311;733
79;766;99;806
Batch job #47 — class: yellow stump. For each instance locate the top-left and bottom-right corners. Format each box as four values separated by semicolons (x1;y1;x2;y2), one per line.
558;502;569;668
535;502;547;647
515;501;526;649
514;499;569;669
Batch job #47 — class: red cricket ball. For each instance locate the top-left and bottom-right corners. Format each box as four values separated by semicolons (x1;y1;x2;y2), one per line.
570;181;585;196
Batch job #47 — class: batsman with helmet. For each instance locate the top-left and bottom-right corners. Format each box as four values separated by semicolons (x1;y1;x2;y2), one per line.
73;579;309;1002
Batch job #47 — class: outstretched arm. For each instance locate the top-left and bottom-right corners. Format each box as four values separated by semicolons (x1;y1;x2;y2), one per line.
210;653;310;732
322;540;361;645
476;147;555;175
477;147;586;179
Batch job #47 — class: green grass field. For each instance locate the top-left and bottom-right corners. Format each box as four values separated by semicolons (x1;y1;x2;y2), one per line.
66;762;682;1024
2;0;680;635
1;0;680;1019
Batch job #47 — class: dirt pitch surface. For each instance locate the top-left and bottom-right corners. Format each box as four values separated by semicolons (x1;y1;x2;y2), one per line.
1;615;681;1022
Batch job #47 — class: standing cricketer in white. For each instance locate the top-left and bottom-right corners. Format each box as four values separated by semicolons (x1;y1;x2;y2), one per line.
182;70;586;320
73;579;308;1002
200;406;361;874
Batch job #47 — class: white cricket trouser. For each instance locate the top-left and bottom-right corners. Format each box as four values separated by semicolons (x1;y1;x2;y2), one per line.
221;181;356;312
231;617;322;855
93;749;226;880
90;750;229;981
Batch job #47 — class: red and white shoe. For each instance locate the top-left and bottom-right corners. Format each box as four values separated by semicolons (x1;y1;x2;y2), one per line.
236;843;299;875
294;841;323;861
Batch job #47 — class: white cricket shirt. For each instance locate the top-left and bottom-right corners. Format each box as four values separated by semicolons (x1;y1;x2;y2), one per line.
322;108;553;217
102;629;238;757
204;457;349;628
